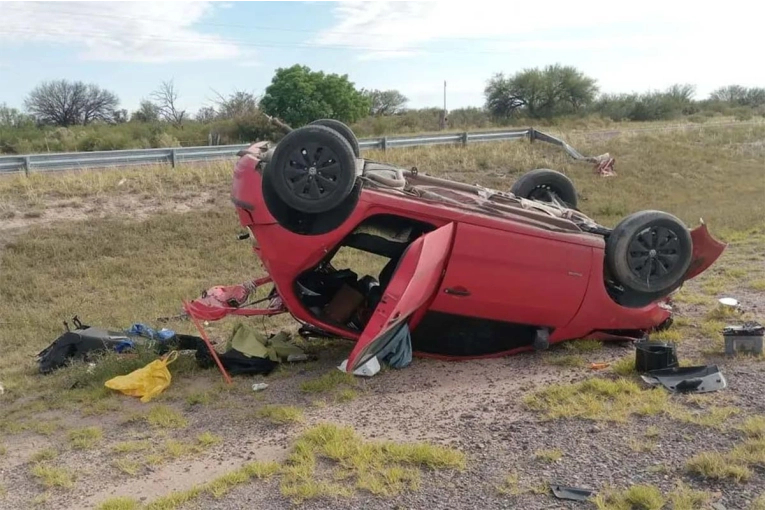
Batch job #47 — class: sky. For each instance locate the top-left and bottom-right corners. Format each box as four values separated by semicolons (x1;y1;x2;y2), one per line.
0;0;763;116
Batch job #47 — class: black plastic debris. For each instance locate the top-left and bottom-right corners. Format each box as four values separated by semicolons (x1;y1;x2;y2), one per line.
641;365;727;393
551;484;596;501
635;339;678;372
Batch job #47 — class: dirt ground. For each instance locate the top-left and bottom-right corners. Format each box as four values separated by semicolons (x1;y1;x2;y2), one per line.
1;126;765;510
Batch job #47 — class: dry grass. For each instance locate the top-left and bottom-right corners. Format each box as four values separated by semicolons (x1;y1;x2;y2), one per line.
112;440;151;454
534;448;563;462
30;448;58;462
593;484;665;510
738;415;765;439
547;354;586;367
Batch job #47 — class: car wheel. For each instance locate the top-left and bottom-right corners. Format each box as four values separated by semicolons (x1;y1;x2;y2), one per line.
510;168;578;209
267;124;357;214
309;119;360;157
606;210;693;295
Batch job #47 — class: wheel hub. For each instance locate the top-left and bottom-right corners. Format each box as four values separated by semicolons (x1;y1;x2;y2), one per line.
627;226;681;283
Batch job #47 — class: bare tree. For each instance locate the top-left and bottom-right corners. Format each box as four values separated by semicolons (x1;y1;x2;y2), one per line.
24;79;119;127
195;106;218;123
210;89;259;119
361;88;409;116
151;79;186;128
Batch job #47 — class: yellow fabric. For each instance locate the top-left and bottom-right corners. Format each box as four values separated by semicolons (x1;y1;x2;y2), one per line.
104;351;179;402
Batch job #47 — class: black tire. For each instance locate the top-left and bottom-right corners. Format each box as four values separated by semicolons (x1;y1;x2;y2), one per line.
309;119;360;157
605;210;693;295
267;124;357;214
510;168;578;209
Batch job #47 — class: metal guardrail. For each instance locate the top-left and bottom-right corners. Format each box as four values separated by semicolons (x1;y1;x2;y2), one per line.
0;128;535;175
1;120;760;175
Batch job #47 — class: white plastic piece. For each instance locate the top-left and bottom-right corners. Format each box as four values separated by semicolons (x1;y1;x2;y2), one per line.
252;383;269;391
718;297;739;307
337;357;381;377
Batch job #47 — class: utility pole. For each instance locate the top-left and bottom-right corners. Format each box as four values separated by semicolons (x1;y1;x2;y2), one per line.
439;80;448;130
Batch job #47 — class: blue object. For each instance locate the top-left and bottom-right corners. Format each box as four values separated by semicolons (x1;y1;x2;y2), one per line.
126;323;176;342
377;323;412;369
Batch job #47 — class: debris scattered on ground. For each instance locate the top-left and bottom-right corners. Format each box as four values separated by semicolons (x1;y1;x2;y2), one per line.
252;383;269;392
104;351;179;402
640;365;727;393
550;483;596;501
590;362;609;370
723;321;764;356
634;339;678;372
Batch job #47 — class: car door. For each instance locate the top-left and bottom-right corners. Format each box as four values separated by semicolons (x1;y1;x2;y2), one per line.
429;222;592;329
344;222;455;372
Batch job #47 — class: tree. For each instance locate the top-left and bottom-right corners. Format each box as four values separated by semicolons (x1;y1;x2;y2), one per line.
113;109;129;124
211;89;259;119
151;79;186;128
0;103;35;128
362;88;409;116
484;64;598;119
130;100;161;123
195;106;218;123
709;85;765;107
259;64;371;127
24;79;119;126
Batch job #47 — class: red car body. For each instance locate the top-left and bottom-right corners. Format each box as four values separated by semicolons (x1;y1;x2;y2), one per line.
211;141;725;373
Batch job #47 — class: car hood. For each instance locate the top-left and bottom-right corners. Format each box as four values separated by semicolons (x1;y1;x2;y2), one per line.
684;221;727;280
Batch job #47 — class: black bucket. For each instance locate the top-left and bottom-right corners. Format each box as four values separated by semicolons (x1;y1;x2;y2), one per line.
635;340;678;373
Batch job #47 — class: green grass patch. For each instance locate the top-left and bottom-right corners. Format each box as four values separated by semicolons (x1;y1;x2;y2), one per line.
300;370;356;394
667;406;740;431
112;440;151;454
593;483;665;510
685;451;752;482
30;463;76;489
30;448;58;462
523;377;667;422
564;339;603;352
185;391;211;406
279;422;466;503
113;459;142;477
748;279;765;292
738;415;765;439
96;496;142;510
68;426;103;449
197;431;222;447
147;405;188;429
534;449;563;462
256;405;305;425
610;355;637;377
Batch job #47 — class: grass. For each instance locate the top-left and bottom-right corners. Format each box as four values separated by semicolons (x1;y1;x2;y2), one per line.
738;415;765;439
0;444;6;456
523;377;668;422
593;484;665;510
279;422;466;503
610;355;637;377
112;440;151;454
534;449;563;462
594;481;712;510
113;459;142;476
256;405;305;424
197;431;222;447
96;497;142;510
142;461;279;510
628;438;656;453
547;354;585;367
685;451;752;482
750;495;765;510
563;339;603;352
644;426;661;439
299;370;356;393
31;448;58;462
185;391;211;406
30;463;76;489
68;426;104;449
146;405;188;429
667;405;740;431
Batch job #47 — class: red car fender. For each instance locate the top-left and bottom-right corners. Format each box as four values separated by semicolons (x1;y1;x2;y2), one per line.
684;221;727;280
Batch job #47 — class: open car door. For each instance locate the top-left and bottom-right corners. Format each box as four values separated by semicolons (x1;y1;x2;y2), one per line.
345;222;456;372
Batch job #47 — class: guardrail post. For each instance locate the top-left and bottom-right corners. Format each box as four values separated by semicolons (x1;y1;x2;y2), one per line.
461;132;469;146
528;127;536;143
23;156;31;177
171;149;177;168
382;137;388;152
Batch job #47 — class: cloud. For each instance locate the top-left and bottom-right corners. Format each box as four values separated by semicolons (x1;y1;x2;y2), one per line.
312;0;760;60
0;1;243;63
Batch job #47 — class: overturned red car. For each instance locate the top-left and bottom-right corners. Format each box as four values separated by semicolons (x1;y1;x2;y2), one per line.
190;120;725;373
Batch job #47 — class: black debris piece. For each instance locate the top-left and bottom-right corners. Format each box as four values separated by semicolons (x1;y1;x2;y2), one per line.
550;483;596;501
